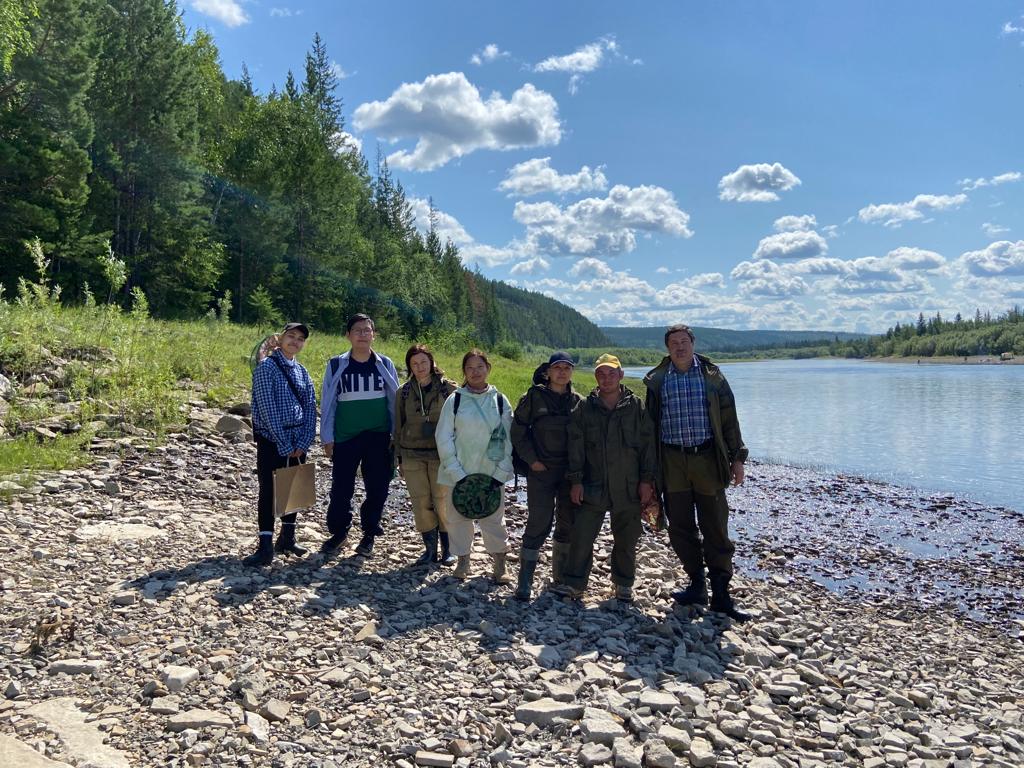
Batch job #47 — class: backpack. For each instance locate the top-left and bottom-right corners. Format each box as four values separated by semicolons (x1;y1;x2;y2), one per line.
453;391;531;483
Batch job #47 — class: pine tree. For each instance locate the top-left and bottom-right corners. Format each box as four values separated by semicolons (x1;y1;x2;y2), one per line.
302;32;342;140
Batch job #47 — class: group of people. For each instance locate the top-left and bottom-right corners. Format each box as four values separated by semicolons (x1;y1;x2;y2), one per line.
247;314;750;621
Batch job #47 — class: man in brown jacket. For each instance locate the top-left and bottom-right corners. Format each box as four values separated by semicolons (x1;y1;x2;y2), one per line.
643;324;751;621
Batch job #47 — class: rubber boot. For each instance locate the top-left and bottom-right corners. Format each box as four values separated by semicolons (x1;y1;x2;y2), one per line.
709;573;751;622
243;535;274;567
437;531;456;566
453;555;471;580
274;522;308;557
515;549;540;601
492;553;512;585
550;540;570;584
415;528;439;566
672;573;708;606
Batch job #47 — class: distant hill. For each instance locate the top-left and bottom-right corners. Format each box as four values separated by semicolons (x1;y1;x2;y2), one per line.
601;326;868;351
495;282;609;348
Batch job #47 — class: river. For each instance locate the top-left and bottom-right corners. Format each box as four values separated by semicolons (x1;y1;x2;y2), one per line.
621;359;1024;513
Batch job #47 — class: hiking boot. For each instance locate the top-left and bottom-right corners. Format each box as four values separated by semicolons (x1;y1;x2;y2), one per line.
491;553;512;585
614;584;634;603
672;575;708;606
514;549;540;601
274;523;307;557
437;531;456;566
550;540;570;584
355;534;375;557
414;529;438;566
319;533;346;555
709;573;751;622
453;555;471;580
243;536;274;567
548;582;584;599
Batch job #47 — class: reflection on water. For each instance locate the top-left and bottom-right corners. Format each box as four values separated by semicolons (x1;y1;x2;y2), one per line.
623;359;1024;512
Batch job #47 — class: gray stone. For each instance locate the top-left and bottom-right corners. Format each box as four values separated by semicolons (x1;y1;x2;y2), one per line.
26;698;131;768
644;739;677;768
5;679;24;699
354;621;378;642
47;659;107;677
167;709;233;731
746;759;782;768
244;711;270;743
0;734;73;767
612;737;643;768
579;742;614;765
581;717;627;745
304;708;324;728
658;724;692;752
162;665;200;692
522;643;562;667
688;736;716;767
150;695;180;715
73;522;164;542
639;690;678;712
514;698;584;727
260;698;290;722
215;414;246;433
0;373;14;400
415;751;455;767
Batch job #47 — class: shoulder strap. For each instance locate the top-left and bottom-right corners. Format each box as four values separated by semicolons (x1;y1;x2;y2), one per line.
330;356;341;376
453;391;461;416
270;355;304;404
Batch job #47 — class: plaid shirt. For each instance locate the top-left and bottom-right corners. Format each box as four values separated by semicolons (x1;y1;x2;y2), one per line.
659;356;712;447
251;350;318;457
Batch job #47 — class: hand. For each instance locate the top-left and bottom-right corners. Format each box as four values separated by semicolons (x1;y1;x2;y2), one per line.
323;443;334;459
530;460;547;472
731;461;745;486
288;449;304;458
570;483;584;505
638;481;654;506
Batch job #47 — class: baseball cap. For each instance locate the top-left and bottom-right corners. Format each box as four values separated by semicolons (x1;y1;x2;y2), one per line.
281;322;310;339
594;353;622;370
548;351;575;367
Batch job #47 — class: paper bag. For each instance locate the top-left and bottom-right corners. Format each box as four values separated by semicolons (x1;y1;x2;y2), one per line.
273;461;316;517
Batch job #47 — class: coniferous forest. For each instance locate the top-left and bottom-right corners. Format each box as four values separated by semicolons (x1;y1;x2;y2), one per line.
0;0;608;348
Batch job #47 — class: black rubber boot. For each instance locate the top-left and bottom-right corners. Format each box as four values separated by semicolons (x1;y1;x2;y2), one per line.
515;549;540;601
550;540;570;584
437;531;456;566
274;522;308;557
709;574;751;622
243;536;274;567
355;533;375;557
415;528;439;566
672;573;709;606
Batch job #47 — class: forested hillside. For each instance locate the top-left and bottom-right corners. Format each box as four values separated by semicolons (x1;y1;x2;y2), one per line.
601;326;866;351
0;0;604;347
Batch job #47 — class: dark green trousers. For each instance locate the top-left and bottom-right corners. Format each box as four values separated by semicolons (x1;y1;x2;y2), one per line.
521;466;575;551
560;500;642;590
662;446;735;579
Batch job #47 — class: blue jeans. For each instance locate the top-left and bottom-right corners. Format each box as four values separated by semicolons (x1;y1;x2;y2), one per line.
326;430;392;538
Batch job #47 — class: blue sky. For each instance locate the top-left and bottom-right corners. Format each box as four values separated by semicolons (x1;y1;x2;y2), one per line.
184;1;1024;332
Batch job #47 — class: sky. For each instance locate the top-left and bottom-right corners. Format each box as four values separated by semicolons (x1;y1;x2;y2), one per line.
182;1;1024;332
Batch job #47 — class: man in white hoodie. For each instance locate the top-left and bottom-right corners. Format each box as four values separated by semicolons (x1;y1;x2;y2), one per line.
320;314;400;557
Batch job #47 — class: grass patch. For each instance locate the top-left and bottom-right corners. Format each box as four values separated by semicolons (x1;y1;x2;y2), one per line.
0;432;94;477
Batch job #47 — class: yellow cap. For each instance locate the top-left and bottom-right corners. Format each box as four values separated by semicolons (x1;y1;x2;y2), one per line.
594;353;622;370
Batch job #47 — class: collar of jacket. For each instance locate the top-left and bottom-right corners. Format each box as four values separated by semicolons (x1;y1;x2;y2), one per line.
586;384;637;410
644;353;720;389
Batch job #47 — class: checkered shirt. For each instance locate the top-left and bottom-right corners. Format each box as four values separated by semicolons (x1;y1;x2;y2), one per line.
251;350;317;457
659;356;712;447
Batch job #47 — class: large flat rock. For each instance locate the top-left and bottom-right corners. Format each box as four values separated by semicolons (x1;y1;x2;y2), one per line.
514;698;584;727
0;734;73;767
73;522;165;542
26;698;131;768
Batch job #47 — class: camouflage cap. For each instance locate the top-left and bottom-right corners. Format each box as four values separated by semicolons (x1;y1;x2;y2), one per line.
451;473;503;519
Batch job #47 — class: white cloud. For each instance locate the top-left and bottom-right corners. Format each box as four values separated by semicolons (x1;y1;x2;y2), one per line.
690;272;725;288
718;162;801;203
334;131;362;155
830;273;930;296
655;266;670;274
353;72;561;171
787;257;851;276
462;243;522;267
470;43;509;66
753;230;828;261
1002;18;1024;35
513;184;692;256
270;7;300;17
568;257;614;279
960;240;1024;277
740;275;809;298
191;0;248;26
774;214;817;232
330;61;351;80
498;157;608;198
534;36;630;94
879;246;946;271
408;198;473;244
982;222;1010;237
958;171;1021;191
655;283;712;308
509;257;550;276
857;193;967;227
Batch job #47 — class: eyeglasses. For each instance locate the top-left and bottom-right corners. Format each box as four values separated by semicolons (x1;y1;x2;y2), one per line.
350;328;374;336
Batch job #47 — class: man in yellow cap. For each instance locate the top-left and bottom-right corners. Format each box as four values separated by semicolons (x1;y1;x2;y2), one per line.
552;353;656;602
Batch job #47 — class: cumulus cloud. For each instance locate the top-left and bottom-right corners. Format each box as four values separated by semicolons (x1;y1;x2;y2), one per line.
534;36;629;94
191;0;248;26
958;171;1021;191
270;7;299;17
718;162;801;203
740;275;809;298
513;184;692;257
982;222;1010;237
408;198;473;244
655;283;712;308
690;272;726;288
960;240;1024;277
470;43;509;66
498;157;608;197
831;273;930;295
568;257;614;279
1002;17;1024;35
509;257;551;275
334;131;362;155
774;214;817;232
857;193;967;227
753;230;829;261
655;266;670;274
353;73;561;171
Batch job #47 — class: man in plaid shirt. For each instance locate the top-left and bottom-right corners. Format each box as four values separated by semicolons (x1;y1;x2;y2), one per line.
644;324;750;621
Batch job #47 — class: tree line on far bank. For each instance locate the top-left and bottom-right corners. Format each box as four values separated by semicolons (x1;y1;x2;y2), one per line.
0;0;607;350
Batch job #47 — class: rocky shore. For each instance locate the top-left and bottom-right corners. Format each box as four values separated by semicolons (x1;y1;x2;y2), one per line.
1;407;1022;768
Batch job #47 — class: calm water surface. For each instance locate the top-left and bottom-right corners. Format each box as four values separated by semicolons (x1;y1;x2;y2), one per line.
623;359;1024;512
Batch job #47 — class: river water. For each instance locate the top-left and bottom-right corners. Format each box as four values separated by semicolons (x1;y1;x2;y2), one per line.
621;359;1024;513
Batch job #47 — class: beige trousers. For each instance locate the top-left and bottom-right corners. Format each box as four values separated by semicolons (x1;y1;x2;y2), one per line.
440;497;508;556
402;458;449;533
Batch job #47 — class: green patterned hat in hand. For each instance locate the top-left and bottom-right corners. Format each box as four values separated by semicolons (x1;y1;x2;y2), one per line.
452;473;503;519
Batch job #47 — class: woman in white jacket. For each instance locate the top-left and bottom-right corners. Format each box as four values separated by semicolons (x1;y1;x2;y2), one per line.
435;348;514;582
